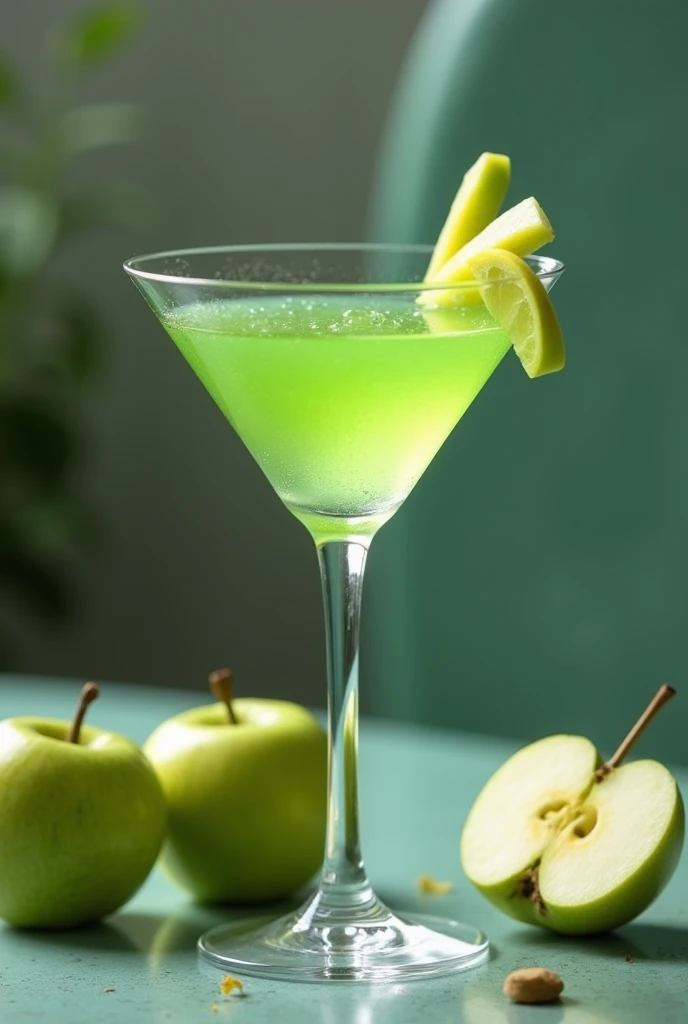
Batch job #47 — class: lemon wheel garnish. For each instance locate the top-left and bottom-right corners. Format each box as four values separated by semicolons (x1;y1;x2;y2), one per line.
466;249;565;378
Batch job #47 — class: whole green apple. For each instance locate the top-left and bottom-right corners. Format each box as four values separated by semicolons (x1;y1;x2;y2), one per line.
0;683;167;929
461;685;685;935
143;669;327;903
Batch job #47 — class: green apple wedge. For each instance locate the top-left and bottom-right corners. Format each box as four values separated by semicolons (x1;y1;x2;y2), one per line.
0;683;167;929
424;152;511;280
461;686;684;935
144;669;327;903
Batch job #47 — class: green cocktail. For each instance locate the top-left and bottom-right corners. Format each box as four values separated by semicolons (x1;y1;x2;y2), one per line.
164;296;509;535
125;242;564;982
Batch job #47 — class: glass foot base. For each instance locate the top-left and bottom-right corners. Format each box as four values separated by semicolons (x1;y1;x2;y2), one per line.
198;899;489;982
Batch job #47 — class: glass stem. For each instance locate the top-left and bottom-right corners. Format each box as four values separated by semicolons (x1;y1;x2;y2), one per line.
314;537;375;913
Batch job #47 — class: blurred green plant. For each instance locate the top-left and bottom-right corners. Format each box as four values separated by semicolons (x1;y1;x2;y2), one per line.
0;4;144;666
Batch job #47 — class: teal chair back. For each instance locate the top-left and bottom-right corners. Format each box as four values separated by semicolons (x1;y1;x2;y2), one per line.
366;0;688;765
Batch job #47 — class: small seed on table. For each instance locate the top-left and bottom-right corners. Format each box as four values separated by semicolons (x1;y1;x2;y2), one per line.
504;967;564;1004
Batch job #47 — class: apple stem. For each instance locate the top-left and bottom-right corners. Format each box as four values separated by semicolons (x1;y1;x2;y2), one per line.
596;684;676;781
209;668;238;724
66;682;100;744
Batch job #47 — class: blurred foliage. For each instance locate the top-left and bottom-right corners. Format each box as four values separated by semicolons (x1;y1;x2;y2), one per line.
0;4;144;666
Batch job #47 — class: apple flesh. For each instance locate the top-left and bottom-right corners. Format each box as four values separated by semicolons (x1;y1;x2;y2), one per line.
144;698;327;903
0;717;167;929
461;734;685;934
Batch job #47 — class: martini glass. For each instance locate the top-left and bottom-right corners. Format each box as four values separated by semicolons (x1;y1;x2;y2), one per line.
124;243;563;982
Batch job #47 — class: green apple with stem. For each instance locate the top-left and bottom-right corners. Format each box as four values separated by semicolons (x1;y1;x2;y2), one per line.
0;682;167;929
461;685;684;934
143;669;327;903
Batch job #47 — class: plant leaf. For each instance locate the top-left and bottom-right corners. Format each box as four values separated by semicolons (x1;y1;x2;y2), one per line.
0;187;58;275
0;142;30;178
59;183;151;239
0;58;19;107
0;393;77;481
0;542;72;619
57;4;140;70
58;295;102;383
61;102;141;154
12;493;98;558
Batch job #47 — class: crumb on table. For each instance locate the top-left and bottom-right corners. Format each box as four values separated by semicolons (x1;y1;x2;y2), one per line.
417;874;455;895
220;975;244;996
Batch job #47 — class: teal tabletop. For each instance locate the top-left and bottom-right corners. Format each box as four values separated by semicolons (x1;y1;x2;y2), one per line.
1;676;686;1023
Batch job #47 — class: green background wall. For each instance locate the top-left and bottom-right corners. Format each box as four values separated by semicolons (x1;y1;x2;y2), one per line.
367;0;688;763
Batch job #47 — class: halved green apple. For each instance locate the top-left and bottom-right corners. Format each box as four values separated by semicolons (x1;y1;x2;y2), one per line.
461;687;685;934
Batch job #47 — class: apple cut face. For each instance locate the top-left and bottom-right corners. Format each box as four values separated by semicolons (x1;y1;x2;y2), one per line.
539;760;684;935
461;735;685;935
461;735;599;924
